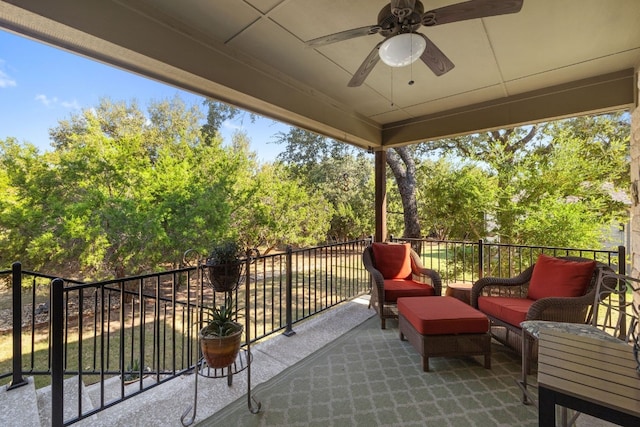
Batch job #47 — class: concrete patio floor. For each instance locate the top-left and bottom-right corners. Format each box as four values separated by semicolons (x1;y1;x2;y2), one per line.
1;295;619;426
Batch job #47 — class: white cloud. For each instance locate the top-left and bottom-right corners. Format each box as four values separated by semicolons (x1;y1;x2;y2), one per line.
0;69;17;88
35;94;80;109
61;99;80;109
35;94;57;106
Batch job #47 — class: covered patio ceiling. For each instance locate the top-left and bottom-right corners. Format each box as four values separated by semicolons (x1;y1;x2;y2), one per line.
0;0;638;151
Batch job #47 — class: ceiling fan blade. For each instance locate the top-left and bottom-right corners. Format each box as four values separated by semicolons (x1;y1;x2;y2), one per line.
422;0;523;27
306;25;381;47
418;33;455;76
348;41;383;87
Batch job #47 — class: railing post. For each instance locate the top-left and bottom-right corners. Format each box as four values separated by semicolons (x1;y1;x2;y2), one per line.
283;246;296;337
7;262;28;390
477;239;484;280
51;278;64;427
618;245;626;275
615;245;628;339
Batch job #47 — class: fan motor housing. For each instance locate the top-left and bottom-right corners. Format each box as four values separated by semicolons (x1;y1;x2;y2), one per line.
378;1;425;38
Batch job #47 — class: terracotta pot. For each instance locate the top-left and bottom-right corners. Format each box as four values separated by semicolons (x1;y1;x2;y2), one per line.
199;323;243;369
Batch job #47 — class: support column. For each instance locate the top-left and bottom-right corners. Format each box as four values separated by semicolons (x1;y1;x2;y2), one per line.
375;149;387;242
630;69;640;277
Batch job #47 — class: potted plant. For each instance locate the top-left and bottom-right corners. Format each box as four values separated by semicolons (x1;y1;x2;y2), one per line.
122;359;151;385
199;292;244;369
205;239;244;292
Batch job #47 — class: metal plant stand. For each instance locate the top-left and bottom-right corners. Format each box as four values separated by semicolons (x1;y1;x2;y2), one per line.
181;251;261;426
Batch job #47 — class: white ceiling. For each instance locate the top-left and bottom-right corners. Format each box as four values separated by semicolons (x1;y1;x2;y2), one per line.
1;0;638;151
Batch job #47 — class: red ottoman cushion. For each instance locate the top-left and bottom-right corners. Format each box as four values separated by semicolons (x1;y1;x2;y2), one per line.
397;296;488;335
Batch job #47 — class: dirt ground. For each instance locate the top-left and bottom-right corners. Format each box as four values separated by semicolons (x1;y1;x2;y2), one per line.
0;277;200;335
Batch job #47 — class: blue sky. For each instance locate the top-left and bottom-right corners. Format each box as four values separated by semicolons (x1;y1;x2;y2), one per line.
0;29;289;162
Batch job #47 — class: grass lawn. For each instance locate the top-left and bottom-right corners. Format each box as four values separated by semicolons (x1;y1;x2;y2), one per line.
0;310;198;389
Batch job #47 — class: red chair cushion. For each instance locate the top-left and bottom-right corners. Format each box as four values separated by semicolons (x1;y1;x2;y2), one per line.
384;279;435;302
527;254;596;300
398;296;488;335
478;296;534;327
372;242;412;279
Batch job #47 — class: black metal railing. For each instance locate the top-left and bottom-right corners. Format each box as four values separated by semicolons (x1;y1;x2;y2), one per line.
390;237;626;282
1;236;627;425
0;238;370;426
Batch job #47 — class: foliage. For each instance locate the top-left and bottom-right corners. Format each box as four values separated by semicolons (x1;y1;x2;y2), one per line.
123;358;151;382
384;174;406;237
0;93;630;278
272;127;354;176
422;113;630;247
0;139;67;272
231;162;333;252
201;293;242;337
307;155;374;241
0;97;328;279
200;99;256;144
272;128;374;241
513;197;602;248
416;159;495;240
224;131;332;252
206;239;242;265
43;97;237;277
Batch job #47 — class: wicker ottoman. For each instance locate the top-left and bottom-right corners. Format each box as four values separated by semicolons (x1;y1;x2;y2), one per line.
398;296;491;372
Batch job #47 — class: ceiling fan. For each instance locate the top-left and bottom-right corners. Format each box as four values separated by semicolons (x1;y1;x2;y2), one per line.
305;0;524;87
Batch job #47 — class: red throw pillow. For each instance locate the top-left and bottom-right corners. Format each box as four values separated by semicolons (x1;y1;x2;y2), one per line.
527;254;596;300
371;243;412;279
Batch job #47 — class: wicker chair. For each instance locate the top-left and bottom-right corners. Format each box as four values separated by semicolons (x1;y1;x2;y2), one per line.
363;243;442;329
470;255;612;359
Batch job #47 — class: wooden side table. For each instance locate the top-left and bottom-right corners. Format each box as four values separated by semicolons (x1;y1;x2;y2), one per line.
537;329;640;427
445;282;473;305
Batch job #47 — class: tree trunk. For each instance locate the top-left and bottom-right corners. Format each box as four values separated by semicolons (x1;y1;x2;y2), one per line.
386;147;421;240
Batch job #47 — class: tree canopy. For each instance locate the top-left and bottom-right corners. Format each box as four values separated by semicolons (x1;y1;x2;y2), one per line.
0;95;630;279
0;98;329;279
419;112;630;247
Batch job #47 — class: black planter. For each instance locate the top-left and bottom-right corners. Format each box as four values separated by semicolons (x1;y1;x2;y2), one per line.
206;261;243;292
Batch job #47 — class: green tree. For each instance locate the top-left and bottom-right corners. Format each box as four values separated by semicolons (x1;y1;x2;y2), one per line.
273;128;374;240
509;115;629;247
0;139;66;271
2;97;340;278
429;113;630;247
4;98;239;278
427;126;540;243
201;99;256;144
236;163;332;251
513;197;602;248
416;159;495;240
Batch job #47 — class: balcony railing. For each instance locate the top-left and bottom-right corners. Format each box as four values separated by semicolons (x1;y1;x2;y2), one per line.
0;237;626;425
0;238;370;426
390;236;626;281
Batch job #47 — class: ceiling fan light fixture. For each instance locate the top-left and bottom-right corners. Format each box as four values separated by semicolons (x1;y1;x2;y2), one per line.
378;33;426;67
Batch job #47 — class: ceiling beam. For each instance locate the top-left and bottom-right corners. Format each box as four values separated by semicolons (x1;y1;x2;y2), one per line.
382;69;636;145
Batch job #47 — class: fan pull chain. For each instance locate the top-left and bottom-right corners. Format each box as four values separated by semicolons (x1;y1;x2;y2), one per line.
390;67;394;107
409;61;415;86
